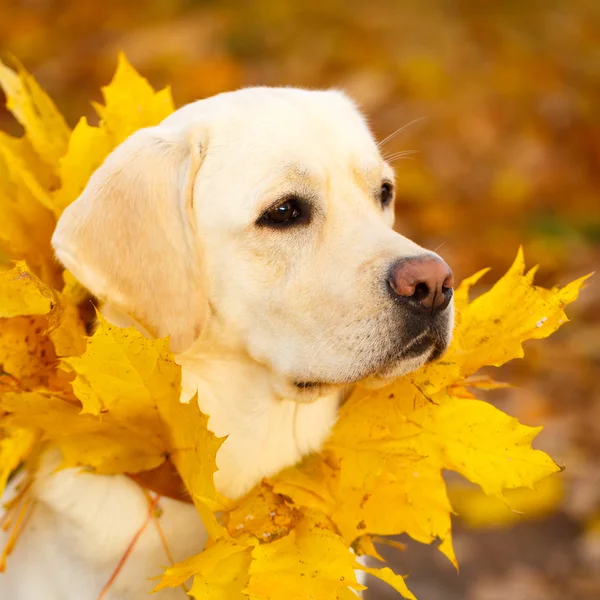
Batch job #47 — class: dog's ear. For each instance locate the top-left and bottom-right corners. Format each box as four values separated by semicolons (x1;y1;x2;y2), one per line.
52;124;208;352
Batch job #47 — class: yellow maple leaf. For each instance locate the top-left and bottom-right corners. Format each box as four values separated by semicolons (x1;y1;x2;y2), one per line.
189;547;252;600
0;59;70;172
354;565;416;600
405;397;560;495
1;391;160;473
156;539;251;598
0;130;56;192
0;261;85;359
0;131;55;213
51;54;175;217
0;136;60;285
245;513;364;600
226;484;303;545
0;276;220;489
271;455;337;516
449;474;564;529
0;262;84;392
353;535;386;562
93;52;175;146
52;117;112;216
158;389;227;534
264;253;586;576
57;317;225;490
46;298;87;359
0;317;64;393
0;427;36;498
450;247;590;376
62;313;172;416
334;457;454;564
0;262;56;318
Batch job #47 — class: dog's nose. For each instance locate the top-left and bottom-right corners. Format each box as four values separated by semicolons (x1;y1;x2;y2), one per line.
388;255;454;313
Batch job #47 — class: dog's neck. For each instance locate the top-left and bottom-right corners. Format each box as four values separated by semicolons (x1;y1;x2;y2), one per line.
175;338;341;499
101;304;341;500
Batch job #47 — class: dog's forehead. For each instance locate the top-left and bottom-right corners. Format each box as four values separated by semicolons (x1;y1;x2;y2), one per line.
165;87;380;166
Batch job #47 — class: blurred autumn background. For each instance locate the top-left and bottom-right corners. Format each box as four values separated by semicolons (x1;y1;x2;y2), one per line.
1;0;599;598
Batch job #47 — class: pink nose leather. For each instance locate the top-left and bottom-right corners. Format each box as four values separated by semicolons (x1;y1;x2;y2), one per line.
388;255;454;312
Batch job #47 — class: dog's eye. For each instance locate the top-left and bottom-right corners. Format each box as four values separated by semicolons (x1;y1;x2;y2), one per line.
259;197;307;227
380;182;394;207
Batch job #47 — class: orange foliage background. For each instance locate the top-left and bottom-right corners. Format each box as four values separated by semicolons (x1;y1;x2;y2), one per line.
1;1;599;598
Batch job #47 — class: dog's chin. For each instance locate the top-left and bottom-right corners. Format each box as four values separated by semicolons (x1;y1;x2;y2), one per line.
375;353;431;380
368;334;450;383
289;334;451;401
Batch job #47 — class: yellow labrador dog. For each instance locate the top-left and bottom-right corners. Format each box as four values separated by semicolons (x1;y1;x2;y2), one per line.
0;87;454;599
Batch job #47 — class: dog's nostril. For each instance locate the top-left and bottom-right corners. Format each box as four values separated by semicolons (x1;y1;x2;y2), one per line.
413;282;430;302
442;272;455;292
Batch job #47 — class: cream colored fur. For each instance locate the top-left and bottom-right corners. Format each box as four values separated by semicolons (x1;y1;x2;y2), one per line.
0;87;453;599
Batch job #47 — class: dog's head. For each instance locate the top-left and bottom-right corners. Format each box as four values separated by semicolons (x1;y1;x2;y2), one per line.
52;87;454;397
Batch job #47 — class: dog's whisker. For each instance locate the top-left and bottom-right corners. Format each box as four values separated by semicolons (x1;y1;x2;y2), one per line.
387;155;417;165
400;330;429;354
377;117;427;149
381;149;419;161
382;152;419;165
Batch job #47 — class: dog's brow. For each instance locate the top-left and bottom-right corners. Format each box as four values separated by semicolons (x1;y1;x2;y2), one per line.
381;161;395;182
351;161;382;190
282;164;316;184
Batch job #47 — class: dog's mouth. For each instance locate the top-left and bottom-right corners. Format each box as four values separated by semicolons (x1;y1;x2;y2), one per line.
402;331;448;364
294;381;321;390
293;331;449;392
